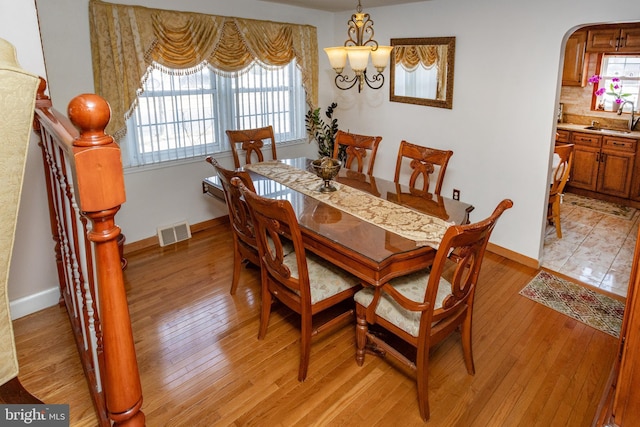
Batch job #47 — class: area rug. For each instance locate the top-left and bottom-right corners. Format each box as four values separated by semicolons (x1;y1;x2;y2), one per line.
563;192;636;220
519;270;624;338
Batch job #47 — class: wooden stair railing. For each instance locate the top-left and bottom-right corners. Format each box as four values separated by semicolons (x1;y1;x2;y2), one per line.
32;79;144;426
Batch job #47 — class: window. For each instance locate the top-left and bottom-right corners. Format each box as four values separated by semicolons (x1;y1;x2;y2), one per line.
594;55;640;112
122;61;306;168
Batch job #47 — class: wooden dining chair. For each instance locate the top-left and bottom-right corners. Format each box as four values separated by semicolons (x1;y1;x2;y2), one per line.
333;130;382;175
354;199;513;422
394;140;453;196
206;157;259;295
226;125;277;168
548;143;575;238
235;178;362;381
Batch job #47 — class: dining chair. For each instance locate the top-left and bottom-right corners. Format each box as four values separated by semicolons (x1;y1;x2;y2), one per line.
354;199;513;422
206;157;259;295
394;140;453;196
548;143;575;238
226;125;277;169
333;130;382;175
235;178;362;381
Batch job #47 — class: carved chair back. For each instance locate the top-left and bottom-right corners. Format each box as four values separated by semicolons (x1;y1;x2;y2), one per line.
226;125;277;168
333;130;382;175
394;140;453;195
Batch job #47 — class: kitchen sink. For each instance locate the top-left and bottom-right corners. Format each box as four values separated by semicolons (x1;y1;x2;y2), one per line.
583;126;631;134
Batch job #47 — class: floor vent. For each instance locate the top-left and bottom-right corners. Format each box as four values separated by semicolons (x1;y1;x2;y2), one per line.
157;221;192;247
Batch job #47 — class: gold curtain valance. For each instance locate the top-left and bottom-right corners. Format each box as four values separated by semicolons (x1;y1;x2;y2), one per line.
89;0;318;139
394;45;445;72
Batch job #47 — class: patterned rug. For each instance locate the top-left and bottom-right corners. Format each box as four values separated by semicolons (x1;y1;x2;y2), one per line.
519;270;625;338
563;193;636;220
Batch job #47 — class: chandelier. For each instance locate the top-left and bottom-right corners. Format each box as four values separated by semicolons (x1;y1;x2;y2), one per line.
324;1;392;92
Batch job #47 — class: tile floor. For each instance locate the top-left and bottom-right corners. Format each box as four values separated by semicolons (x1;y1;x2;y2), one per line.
542;193;639;297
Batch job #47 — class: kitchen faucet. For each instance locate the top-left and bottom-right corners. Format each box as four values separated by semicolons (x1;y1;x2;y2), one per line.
617;100;640;131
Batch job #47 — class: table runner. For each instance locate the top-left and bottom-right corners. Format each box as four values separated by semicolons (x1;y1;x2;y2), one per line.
245;161;454;249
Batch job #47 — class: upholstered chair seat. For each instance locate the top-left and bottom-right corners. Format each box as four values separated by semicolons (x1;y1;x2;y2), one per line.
284;251;360;304
354;270;451;337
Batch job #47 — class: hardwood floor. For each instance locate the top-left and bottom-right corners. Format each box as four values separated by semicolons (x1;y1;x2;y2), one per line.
12;221;619;426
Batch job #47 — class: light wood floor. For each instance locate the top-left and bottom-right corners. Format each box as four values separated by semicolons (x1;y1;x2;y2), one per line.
12;221;619;426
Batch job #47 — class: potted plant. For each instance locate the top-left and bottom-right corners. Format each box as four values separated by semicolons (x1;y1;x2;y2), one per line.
305;102;345;161
589;75;632;111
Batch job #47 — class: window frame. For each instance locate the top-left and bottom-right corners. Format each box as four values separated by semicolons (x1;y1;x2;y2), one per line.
592;53;640;113
122;61;307;168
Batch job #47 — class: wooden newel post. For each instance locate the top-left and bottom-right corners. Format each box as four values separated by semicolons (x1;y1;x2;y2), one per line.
67;94;145;426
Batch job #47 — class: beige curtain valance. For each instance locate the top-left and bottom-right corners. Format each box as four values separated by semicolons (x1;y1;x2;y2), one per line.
394;44;448;99
394;45;446;73
89;0;318;139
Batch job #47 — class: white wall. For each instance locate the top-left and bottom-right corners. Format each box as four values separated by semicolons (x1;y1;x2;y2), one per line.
7;0;640;317
322;2;640;261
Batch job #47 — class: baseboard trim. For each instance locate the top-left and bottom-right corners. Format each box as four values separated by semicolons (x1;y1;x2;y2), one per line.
10;287;60;320
123;217;229;255
487;242;539;269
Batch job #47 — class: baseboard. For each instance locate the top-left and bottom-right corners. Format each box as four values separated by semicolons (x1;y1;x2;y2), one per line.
9;286;60;320
123;216;229;255
487;242;539;269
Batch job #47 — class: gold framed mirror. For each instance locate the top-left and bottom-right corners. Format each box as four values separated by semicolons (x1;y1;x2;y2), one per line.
390;37;455;109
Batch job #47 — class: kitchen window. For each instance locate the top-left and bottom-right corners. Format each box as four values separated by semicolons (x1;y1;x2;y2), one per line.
594;54;640;112
121;61;307;168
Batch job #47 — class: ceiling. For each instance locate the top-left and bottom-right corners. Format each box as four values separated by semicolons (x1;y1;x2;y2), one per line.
258;0;426;12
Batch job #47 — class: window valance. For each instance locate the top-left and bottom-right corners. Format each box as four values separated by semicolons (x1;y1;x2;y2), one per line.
393;45;445;72
89;0;318;139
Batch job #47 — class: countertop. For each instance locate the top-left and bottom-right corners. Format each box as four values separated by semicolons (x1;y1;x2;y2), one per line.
557;123;640;139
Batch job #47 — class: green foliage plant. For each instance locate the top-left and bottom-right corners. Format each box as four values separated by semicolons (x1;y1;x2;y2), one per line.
305;102;344;160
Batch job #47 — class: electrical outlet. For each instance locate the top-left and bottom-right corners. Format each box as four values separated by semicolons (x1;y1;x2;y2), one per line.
453;189;460;201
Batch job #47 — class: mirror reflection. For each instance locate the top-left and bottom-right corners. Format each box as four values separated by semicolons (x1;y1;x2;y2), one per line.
390;37;455;109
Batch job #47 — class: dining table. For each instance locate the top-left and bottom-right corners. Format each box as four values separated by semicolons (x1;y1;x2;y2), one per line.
202;157;474;287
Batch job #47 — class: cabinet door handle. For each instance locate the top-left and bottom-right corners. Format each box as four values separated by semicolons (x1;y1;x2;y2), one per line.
613;142;626;146
601;153;607;162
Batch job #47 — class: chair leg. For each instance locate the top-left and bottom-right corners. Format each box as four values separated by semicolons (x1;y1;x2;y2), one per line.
461;308;475;375
230;239;241;295
258;282;272;340
415;344;431;422
553;201;562;238
298;311;312;382
355;303;368;366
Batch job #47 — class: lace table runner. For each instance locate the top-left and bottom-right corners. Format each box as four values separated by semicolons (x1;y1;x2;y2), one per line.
245;161;454;249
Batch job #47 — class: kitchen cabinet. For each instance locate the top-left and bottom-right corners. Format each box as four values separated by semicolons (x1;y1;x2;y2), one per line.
562;30;588;86
570;132;636;198
556;129;570;143
587;25;640;53
571;132;601;190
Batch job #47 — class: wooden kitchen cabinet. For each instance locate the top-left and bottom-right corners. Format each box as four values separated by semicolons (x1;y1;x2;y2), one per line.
562;30;588;86
570;132;602;191
587;25;640;53
556;129;570;143
599;136;636;198
570;132;636;198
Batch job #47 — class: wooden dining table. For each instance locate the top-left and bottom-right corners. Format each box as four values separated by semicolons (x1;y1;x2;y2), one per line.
203;157;474;287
